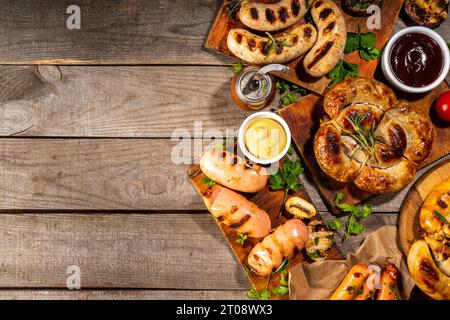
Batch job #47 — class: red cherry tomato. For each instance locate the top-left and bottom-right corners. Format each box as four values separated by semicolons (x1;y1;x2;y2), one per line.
436;91;450;122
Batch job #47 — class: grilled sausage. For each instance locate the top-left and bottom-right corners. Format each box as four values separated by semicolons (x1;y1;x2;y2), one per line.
330;264;369;300
200;149;268;193
376;263;399;300
238;0;308;32
227;24;317;65
247;219;308;276
354;267;378;300
303;0;347;77
202;185;271;238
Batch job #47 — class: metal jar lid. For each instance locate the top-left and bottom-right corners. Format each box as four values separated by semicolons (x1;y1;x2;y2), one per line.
235;64;289;107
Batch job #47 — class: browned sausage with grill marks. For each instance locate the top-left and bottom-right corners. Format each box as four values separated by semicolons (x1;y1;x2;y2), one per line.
238;0;308;32
303;0;346;77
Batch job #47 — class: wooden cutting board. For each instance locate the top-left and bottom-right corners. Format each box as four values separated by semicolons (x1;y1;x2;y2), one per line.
399;159;450;255
188;161;343;300
279;81;450;213
205;0;404;94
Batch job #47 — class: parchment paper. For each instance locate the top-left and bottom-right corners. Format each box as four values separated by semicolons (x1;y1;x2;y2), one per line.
289;226;415;300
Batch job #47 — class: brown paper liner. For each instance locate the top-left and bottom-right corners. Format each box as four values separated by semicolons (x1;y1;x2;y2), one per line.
289;226;415;300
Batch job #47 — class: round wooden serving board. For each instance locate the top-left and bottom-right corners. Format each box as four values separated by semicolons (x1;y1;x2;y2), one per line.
399;159;450;255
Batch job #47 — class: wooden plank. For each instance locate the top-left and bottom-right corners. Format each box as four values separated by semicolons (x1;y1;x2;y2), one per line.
0;137;443;212
0;66;246;138
0;290;249;300
0;212;394;289
189;162;343;300
0;0;231;65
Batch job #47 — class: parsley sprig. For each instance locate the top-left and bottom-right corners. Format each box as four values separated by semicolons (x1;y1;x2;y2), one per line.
201;176;216;187
327;192;373;242
232;62;244;73
247;259;290;300
269;157;304;218
345;26;382;61
327;60;359;88
236;232;248;246
276;79;308;107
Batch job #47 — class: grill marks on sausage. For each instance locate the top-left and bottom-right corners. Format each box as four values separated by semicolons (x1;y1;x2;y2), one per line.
235;33;243;44
326;129;341;164
304;27;313;39
278;7;289;22
291;0;301;16
307;41;334;69
437;199;448;209
250;7;259;20
388;124;407;156
247;38;257;51
419;259;440;285
324;21;336;34
230;214;251;229
315;0;324;8
319;8;332;20
266;9;276;23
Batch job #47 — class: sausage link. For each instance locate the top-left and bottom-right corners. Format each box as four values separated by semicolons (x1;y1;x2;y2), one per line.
330;264;369;300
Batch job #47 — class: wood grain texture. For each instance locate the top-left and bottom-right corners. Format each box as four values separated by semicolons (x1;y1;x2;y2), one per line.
0;66;246;138
0;0;231;65
206;0;403;94
189;162;343;300
0;290;249;300
0;212;394;289
280;82;450;213
399;159;450;254
0;136;442;213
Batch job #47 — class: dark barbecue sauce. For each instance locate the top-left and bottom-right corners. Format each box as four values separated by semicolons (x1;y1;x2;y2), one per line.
390;33;444;87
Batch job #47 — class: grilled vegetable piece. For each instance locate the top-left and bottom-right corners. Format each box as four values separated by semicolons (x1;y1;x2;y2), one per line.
238;0;308;32
227;24;317;65
200;149;268;193
285;197;317;219
342;0;383;17
305;220;334;261
247;219;308;276
405;0;449;28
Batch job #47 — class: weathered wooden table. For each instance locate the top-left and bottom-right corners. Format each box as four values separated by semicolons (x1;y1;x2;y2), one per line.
0;0;448;300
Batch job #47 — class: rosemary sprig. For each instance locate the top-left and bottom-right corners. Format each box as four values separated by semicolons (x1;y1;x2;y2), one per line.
263;32;292;59
225;0;248;16
345;111;378;161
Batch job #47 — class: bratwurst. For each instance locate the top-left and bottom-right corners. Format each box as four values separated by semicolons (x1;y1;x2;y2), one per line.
303;0;347;77
227;24;317;65
248;219;308;276
238;0;308;32
200;149;268;193
202;185;271;238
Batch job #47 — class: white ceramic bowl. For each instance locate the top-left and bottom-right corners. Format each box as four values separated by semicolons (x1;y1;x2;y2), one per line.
238;112;291;165
382;26;450;94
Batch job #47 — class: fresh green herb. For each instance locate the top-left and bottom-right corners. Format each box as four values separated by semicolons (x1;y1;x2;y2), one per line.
307;251;321;259
247;289;271;300
351;0;383;10
276;79;308;107
434;210;450;225
279;270;288;286
232;61;244;73
332;192;373;241
269;158;304;218
334;191;345;204
236;232;248;245
201;176;216;187
327;219;343;231
272;258;290;274
345;26;382;61
327;60;359;87
345;110;379;162
287;143;296;156
225;0;247;16
264;32;292;59
314;237;320;246
272;286;289;295
243;264;251;276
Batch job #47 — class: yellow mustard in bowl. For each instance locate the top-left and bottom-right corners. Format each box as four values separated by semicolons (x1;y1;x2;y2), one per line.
244;118;287;160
